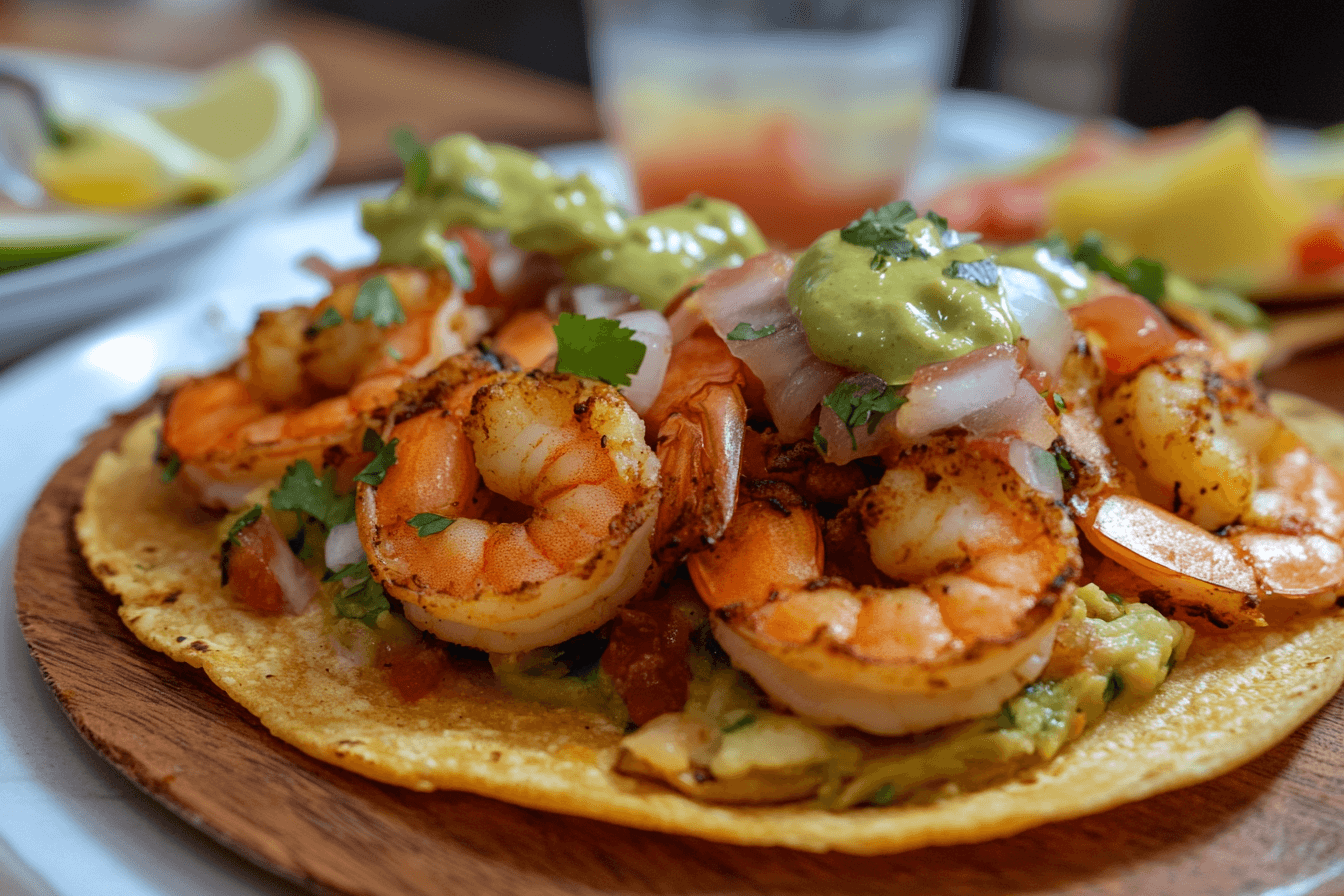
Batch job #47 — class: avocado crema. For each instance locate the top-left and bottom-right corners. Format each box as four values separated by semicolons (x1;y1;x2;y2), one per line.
788;216;1020;385
361;134;767;311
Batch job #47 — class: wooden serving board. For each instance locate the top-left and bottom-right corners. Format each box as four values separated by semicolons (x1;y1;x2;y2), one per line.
15;407;1344;896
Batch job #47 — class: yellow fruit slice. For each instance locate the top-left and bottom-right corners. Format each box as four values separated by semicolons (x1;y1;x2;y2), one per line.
32;44;320;211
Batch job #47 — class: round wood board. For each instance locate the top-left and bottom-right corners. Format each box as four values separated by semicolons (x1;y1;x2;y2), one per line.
15;408;1344;896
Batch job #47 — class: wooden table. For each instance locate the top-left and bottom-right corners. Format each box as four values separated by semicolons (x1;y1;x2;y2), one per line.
0;2;603;184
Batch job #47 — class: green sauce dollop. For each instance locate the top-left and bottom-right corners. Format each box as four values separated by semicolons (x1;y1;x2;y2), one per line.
361;134;767;311
994;243;1094;307
787;219;1020;384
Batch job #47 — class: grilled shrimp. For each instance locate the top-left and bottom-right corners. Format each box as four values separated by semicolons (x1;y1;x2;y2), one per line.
162;266;491;507
686;436;1079;736
357;361;661;653
1071;346;1344;626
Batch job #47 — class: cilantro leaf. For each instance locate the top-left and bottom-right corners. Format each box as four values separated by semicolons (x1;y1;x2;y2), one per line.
1071;234;1167;304
720;713;756;733
325;560;368;582
352;274;407;327
354;429;399;486
812;426;829;455
944;259;1000;288
1053;392;1067;412
821;381;907;450
441;237;475;291
840;201;919;249
159;450;181;483
390;126;428;192
868;782;897;807
726;322;777;341
552;312;647;386
226;504;263;546
305;307;343;337
335;573;391;627
408;512;455;536
462;175;502;209
925;210;949;233
270;460;356;529
219;504;263;586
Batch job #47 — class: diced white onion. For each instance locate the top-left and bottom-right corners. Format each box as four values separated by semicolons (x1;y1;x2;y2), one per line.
325;521;365;570
999;266;1073;379
613;310;672;415
1008;438;1064;501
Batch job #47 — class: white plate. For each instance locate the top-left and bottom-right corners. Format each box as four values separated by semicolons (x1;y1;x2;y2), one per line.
0;91;1070;896
0;48;336;363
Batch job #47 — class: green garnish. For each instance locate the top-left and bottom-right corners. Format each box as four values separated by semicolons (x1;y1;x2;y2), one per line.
1105;592;1126;606
441;237;475;291
726;322;777;341
868;782;897;807
354;429;399;487
270;460;356;529
943;259;1000;288
385;345;404;362
821;381;907;451
159;451;181;483
390;126;428;192
1102;670;1124;703
225;504;263;546
1052;446;1078;491
352;274;407;328
305;307;344;337
335;572;391;627
720;713;756;734
408;513;455;536
219;504;263;587
841;201;928;271
1053;392;1067;412
924;210;949;233
812;426;829;455
325;560;368;582
552;312;647;387
1072;234;1166;304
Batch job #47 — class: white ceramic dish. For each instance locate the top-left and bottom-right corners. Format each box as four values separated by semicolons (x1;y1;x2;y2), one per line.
0;91;1072;896
0;47;335;363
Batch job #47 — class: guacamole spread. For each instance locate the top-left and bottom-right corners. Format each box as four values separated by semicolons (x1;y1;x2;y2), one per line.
787;213;1020;384
362;134;767;310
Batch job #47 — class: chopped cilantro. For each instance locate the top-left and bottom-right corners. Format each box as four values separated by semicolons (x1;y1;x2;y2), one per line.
1105;592;1125;606
868;783;897;807
726;322;777;341
390;126;428;192
720;713;756;734
812;426;829;455
335;573;391;627
924;210;949;233
552;312;647;386
1052;447;1078;491
1052;392;1066;412
408;512;455;536
1072;234;1166;304
159;450;181;483
841;201;927;270
270;460;356;529
385;345;404;362
1103;670;1124;703
461;175;502;209
305;306;344;337
354;429;399;487
220;504;262;586
943;259;1000;288
325;560;368;582
441;237;475;291
352;275;407;328
821;381;907;450
226;504;263;546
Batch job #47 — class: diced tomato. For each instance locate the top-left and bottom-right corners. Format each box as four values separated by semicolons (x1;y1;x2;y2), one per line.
223;515;305;613
600;600;696;725
1297;217;1344;277
377;640;450;702
1069;287;1182;375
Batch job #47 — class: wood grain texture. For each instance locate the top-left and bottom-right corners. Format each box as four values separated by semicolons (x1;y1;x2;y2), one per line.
13;405;1344;896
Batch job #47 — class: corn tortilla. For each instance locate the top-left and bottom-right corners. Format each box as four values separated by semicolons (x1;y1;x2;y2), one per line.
77;405;1344;855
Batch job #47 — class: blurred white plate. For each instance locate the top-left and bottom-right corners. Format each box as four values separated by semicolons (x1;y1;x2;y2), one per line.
0;48;335;363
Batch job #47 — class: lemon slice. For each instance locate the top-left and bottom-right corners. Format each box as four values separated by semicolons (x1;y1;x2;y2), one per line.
32;44;321;211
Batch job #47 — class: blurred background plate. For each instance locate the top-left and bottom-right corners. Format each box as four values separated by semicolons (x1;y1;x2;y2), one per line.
0;48;335;364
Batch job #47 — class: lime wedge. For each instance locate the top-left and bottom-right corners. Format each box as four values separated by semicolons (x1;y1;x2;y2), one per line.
32;44;321;211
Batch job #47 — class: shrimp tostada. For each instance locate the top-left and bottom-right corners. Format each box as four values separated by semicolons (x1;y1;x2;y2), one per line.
78;134;1344;854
